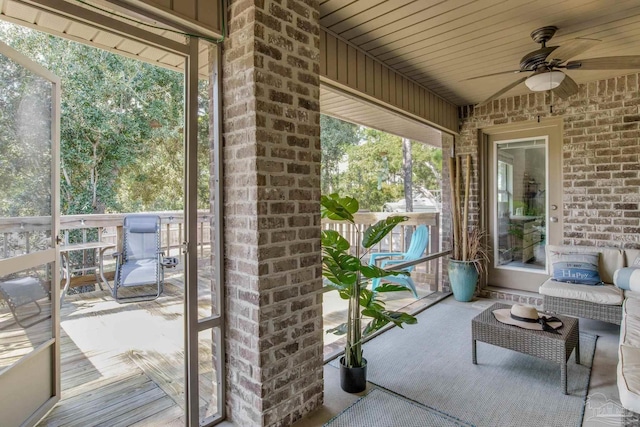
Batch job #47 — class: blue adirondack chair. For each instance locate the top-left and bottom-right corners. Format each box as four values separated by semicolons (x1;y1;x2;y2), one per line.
368;225;430;298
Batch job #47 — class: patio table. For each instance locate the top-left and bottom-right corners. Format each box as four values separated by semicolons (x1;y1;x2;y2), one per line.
60;241;115;304
472;302;580;394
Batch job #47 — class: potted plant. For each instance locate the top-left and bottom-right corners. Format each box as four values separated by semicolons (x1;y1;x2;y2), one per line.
321;194;417;393
448;227;489;301
447;155;489;302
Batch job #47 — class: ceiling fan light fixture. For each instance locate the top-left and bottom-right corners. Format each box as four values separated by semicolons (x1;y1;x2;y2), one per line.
525;70;565;91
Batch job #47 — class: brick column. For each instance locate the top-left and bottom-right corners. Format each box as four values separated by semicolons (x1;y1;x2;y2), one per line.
222;1;323;426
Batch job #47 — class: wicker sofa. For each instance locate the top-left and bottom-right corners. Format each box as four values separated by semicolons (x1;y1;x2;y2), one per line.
539;244;640;414
539;245;640;325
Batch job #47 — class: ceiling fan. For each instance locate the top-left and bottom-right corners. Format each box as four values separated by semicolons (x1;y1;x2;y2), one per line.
469;26;640;106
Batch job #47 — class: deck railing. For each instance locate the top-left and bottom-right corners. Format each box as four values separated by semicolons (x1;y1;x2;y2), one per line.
0;211;213;257
0;211;213;289
1;210;444;291
322;212;443;291
58;211;213;259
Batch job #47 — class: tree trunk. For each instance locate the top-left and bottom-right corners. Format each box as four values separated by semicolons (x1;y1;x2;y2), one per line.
90;140;100;212
402;138;413;248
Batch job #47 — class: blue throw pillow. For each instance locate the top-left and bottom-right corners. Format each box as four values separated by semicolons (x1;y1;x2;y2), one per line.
549;252;603;286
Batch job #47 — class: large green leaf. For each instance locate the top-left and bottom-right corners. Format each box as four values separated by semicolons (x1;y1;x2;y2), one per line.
323;281;346;292
362;318;387;336
362;216;409;248
323;246;364;290
330;193;359;214
338;288;351;300
373;283;414;293
360;264;406;279
361;309;417;336
324;248;361;272
359;288;384;311
327;323;348;336
320;194;358;222
359;288;373;307
322;256;357;286
321;229;350;251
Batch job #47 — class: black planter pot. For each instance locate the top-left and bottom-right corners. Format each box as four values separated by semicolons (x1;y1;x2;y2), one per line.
339;356;367;393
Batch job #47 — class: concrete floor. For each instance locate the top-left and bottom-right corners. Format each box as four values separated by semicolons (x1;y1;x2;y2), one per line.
293;297;626;427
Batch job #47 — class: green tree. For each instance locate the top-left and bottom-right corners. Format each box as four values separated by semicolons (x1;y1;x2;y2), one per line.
320;114;359;194
60;45;184;214
0;22;189;215
0;50;53;217
334;128;442;211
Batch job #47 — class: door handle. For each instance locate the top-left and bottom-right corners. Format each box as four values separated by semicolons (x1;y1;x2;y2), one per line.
550;217;558;223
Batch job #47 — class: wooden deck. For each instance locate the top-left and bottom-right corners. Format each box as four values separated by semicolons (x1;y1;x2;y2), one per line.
0;233;440;426
37;276;193;427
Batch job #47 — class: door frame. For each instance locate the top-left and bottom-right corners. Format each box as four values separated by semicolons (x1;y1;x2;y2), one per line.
0;3;225;426
0;39;61;427
479;117;564;291
185;39;226;427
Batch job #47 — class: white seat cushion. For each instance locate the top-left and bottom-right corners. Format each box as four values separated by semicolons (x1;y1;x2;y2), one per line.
539;279;623;305
621;311;640;347
618;345;640;413
625;295;640;317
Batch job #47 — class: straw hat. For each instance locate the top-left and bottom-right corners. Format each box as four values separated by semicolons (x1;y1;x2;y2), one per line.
492;304;563;334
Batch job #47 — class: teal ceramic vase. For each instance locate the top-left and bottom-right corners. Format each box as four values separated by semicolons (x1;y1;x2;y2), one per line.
448;259;479;302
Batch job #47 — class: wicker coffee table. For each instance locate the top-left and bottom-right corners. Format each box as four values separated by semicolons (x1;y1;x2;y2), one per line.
472;302;580;394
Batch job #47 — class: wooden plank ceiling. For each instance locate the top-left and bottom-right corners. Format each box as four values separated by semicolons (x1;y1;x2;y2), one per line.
0;0;214;76
320;0;640;106
1;0;446;143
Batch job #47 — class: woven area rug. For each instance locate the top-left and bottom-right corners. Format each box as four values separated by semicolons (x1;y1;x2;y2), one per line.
330;301;597;427
324;388;472;427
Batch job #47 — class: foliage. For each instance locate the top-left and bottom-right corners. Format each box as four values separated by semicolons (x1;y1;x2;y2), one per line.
320;115;360;195
324;126;442;211
0;22;212;215
321;194;417;368
0;46;52;217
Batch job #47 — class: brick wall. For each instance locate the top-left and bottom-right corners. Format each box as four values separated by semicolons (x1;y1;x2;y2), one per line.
222;1;323;426
451;73;640;288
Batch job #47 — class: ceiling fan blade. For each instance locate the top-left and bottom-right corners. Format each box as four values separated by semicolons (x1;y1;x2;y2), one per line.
477;76;528;107
548;38;600;64
463;70;523;81
552;74;579;99
565;56;640;70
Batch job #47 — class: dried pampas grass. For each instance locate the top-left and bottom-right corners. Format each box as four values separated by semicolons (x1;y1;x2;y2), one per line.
464;227;490;274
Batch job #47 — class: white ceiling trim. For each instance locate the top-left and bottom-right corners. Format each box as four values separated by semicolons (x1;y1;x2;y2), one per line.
320;82;444;148
0;0;191;72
